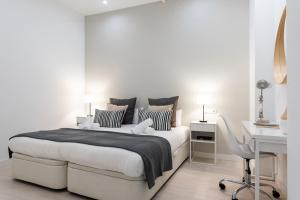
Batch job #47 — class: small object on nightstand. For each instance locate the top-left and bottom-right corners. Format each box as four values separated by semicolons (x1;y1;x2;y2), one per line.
190;121;217;164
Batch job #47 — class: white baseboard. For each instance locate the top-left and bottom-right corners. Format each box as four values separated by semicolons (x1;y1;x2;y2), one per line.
0;159;9;165
193;152;242;162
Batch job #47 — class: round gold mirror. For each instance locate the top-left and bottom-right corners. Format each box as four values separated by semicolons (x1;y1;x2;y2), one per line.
274;7;287;85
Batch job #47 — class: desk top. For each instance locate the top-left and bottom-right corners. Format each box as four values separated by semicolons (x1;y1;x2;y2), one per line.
242;121;287;143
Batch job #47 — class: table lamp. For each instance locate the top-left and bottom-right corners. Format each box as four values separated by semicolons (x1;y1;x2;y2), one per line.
84;95;95;117
256;80;271;124
197;95;213;123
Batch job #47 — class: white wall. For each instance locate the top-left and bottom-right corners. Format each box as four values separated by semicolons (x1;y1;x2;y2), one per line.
0;0;85;160
249;0;277;122
250;0;287;123
86;0;250;154
250;0;287;195
287;0;300;199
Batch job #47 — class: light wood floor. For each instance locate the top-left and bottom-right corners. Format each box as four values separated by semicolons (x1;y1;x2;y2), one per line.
0;159;284;200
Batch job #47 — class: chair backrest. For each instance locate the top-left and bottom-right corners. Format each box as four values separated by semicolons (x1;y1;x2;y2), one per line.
218;115;244;157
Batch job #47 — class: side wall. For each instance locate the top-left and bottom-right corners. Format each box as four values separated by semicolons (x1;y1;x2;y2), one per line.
0;0;85;160
287;0;300;199
249;0;287;195
86;0;250;154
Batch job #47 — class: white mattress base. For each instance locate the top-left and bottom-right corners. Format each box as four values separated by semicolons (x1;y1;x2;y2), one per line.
67;141;189;200
9;126;190;178
12;153;67;189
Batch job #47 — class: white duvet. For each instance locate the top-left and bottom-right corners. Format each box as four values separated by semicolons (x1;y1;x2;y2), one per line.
8;125;190;178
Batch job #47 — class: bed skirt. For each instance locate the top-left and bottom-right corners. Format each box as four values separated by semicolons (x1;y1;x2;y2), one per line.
10;141;189;199
67;141;189;200
11;153;67;189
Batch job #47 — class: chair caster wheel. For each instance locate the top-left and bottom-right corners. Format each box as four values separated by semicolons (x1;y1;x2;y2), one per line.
232;198;238;200
219;183;225;190
272;190;280;199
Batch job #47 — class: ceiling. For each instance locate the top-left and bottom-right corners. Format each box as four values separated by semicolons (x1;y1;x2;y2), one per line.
56;0;163;16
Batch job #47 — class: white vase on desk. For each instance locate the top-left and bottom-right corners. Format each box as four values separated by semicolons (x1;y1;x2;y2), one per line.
280;120;288;135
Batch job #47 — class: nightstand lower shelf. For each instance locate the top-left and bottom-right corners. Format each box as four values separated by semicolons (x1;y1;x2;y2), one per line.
191;139;216;144
190;143;217;165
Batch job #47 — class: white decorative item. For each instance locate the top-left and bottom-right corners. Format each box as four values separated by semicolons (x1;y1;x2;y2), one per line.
131;118;153;134
145;127;155;135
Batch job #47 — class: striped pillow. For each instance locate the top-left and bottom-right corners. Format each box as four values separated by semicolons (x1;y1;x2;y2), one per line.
138;109;172;131
94;109;125;128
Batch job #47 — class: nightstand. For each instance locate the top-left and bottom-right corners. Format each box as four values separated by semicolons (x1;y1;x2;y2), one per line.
190;121;217;164
76;116;93;126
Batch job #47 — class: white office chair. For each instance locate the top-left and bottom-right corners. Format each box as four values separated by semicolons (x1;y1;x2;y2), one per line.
218;115;280;200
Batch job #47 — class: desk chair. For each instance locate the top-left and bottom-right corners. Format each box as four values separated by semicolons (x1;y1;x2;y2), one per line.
218;115;280;200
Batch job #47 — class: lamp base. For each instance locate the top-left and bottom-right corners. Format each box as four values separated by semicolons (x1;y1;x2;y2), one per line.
256;118;270;124
199;120;207;123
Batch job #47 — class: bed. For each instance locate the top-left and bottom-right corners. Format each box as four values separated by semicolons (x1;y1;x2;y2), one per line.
8;125;190;200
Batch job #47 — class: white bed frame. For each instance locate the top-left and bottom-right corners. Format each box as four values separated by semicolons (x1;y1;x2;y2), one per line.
11;153;67;189
11;141;189;200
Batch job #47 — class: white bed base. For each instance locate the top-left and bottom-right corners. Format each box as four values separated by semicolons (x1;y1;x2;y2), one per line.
67;141;189;200
11;141;189;200
11;153;67;189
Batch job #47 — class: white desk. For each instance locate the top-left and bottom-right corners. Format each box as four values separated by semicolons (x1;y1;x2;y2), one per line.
242;121;287;200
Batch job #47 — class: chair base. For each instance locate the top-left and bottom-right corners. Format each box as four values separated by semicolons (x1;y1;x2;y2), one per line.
219;159;280;200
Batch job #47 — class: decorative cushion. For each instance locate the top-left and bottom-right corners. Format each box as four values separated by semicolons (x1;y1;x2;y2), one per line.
94;109;125;128
110;98;137;124
107;104;128;111
148;96;179;127
138;109;172;131
148;104;173;112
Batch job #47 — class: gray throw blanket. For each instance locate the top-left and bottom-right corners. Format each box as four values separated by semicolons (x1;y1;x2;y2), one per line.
9;128;172;189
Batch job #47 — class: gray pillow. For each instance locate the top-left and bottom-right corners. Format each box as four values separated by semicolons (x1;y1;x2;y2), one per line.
110;97;137;124
148;96;179;127
138;109;172;131
94;109;125;128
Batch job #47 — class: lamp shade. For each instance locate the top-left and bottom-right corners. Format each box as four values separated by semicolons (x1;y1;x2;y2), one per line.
197;95;213;105
84;95;95;103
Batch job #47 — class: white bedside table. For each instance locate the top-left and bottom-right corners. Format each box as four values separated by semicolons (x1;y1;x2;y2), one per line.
76;116;93;126
190;121;217;164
